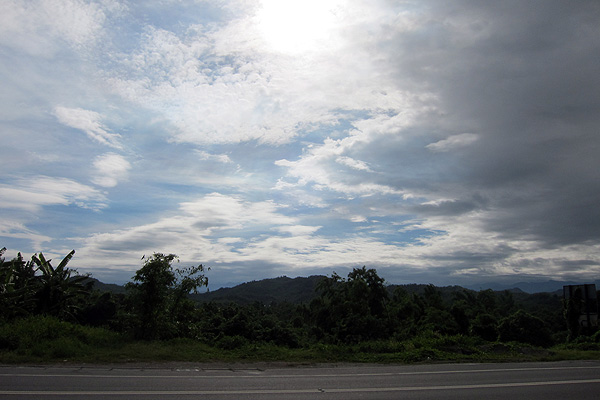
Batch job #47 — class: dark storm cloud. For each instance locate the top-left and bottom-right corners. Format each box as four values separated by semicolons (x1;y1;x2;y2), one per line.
383;0;600;247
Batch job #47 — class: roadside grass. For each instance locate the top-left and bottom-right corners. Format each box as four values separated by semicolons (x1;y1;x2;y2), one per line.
1;317;599;364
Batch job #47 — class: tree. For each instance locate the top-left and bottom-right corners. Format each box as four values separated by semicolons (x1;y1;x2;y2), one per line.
31;250;91;320
125;253;208;340
470;313;498;341
388;287;423;338
312;267;390;343
476;289;497;314
422;284;444;310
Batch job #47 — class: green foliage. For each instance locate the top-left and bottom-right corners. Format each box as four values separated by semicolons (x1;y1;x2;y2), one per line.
193;302;301;348
31;250;91;320
0;249;91;322
418;307;460;335
0;315;123;361
311;267;390;343
470;313;498;341
125;253;208;340
78;291;119;327
0;247;582;364
1;249;36;319
217;335;248;350
498;310;553;347
194;276;322;304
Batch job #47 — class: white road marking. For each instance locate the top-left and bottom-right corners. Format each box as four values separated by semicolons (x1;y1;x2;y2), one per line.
1;378;600;395
1;364;599;380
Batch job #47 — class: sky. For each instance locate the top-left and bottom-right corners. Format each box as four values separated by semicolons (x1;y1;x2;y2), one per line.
1;0;599;289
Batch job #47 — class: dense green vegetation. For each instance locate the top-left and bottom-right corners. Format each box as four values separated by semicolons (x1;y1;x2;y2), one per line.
1;247;599;364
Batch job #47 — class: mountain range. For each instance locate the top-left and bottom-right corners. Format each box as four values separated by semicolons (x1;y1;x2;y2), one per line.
89;275;599;305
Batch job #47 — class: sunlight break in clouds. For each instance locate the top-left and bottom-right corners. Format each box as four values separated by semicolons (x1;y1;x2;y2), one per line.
256;0;343;54
106;1;409;147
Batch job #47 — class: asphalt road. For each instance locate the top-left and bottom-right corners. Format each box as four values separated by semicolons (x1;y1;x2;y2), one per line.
1;361;600;399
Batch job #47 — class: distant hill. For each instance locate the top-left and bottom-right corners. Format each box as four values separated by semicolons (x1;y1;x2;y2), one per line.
192;275;325;304
86;275;593;305
193;279;489;305
387;283;478;302
85;277;127;295
465;280;600;294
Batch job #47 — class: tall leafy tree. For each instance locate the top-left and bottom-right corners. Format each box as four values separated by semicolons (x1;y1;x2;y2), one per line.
312;267;390;343
125;253;208;340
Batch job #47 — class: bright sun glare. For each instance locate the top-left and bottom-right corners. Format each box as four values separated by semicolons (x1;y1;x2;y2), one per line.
257;0;341;55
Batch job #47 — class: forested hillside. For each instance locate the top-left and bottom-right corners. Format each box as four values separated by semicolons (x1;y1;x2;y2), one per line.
192;275;324;304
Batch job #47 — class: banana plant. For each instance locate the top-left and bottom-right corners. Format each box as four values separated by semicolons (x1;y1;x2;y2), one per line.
0;249;36;319
0;247;14;317
0;247;10;293
31;250;91;320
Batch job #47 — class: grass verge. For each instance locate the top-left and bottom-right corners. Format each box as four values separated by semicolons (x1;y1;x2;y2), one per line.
1;317;599;364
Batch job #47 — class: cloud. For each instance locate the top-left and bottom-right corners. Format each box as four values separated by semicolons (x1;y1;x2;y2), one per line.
54;107;122;149
276;225;322;236
179;193;296;229
92;153;131;188
2;0;600;286
0;218;52;249
412;198;480;217
0;0;112;57
73;193;305;269
105;2;420;147
426;133;479;152
274;113;418;199
0;176;108;212
336;156;372;172
195;150;233;164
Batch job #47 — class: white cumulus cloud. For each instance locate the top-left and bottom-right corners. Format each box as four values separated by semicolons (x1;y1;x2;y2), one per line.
336;156;372;172
92;153;131;188
0;0;109;56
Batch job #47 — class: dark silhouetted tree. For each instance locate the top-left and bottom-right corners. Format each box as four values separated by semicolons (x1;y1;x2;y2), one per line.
125;253;208;340
311;267;390;343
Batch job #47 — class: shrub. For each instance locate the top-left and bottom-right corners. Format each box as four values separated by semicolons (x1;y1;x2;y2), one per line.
0;315;123;360
217;335;248;350
470;313;498;341
498;310;553;347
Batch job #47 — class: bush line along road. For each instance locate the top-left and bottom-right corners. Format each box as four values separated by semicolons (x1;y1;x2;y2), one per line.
1;249;600;364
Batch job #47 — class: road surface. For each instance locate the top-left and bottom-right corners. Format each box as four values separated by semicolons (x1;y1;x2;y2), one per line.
1;360;600;399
